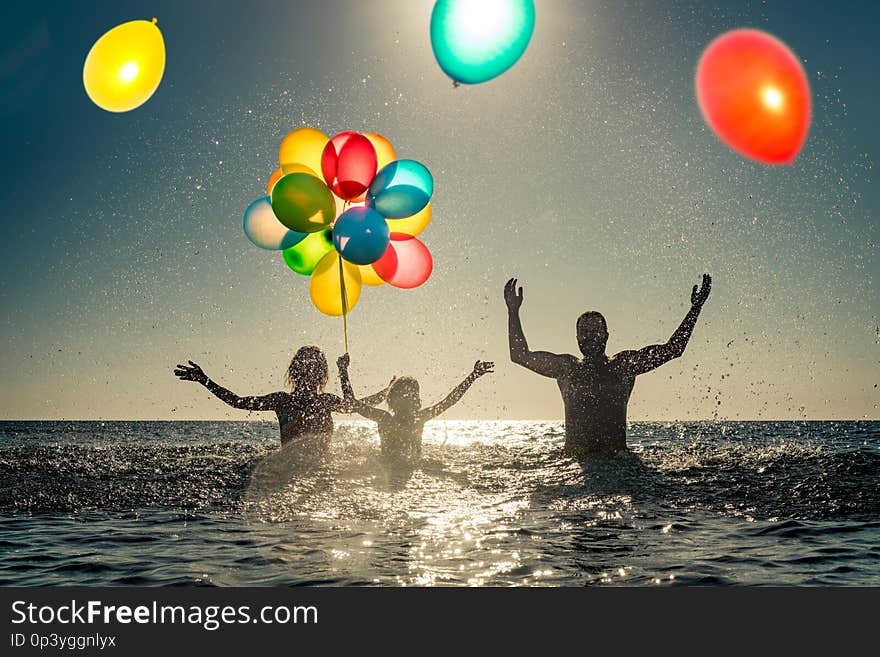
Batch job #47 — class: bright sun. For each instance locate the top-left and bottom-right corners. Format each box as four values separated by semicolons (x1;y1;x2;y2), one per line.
118;61;140;83
761;85;784;112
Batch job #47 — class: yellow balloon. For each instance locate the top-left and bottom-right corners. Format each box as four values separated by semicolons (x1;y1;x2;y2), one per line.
359;264;386;287
280;162;319;176
83;18;165;112
363;132;397;171
310;252;362;316
385;203;432;236
279;128;328;176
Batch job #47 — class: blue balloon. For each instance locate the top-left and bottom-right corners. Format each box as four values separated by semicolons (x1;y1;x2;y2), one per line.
243;197;306;250
430;0;535;85
333;207;391;265
367;160;433;219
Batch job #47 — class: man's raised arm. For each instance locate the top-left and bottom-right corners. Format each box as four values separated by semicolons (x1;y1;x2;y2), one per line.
505;278;571;379
616;274;712;376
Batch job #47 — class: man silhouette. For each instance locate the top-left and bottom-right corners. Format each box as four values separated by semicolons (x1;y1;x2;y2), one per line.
505;274;712;457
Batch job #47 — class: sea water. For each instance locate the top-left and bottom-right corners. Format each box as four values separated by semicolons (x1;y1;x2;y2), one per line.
0;420;877;586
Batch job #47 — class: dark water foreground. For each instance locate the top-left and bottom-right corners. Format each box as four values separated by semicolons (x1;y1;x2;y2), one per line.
0;420;877;586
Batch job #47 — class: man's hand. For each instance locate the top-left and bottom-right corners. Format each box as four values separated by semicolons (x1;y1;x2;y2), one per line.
174;361;208;384
337;353;350;371
691;274;712;308
504;278;523;312
472;360;495;377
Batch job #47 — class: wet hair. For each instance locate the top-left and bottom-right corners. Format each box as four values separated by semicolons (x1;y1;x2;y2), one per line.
285;345;328;392
387;376;421;411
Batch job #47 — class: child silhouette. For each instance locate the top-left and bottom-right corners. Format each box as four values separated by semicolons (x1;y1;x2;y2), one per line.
337;354;493;462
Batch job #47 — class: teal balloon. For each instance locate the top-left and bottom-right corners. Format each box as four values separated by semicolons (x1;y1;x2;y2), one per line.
430;0;535;85
242;197;306;250
333;207;390;265
367;160;433;219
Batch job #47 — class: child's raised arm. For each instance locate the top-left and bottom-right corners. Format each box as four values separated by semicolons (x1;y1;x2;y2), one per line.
360;380;394;407
336;354;391;422
419;361;494;422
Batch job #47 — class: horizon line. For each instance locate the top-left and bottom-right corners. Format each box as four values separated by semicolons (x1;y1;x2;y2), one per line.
0;417;876;423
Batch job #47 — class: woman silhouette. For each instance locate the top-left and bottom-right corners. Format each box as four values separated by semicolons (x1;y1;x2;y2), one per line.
174;345;389;452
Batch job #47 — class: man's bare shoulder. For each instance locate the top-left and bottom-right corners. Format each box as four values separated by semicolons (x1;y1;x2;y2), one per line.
607;351;641;377
553;353;582;375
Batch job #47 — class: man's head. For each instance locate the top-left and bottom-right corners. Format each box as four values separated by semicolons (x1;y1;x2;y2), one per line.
576;311;608;358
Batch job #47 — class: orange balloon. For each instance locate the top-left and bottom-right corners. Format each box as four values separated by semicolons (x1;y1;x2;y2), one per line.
696;29;810;165
266;168;284;195
363;132;397;171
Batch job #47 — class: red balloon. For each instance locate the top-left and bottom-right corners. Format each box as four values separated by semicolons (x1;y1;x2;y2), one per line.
321;131;378;200
372;233;433;289
696;29;811;165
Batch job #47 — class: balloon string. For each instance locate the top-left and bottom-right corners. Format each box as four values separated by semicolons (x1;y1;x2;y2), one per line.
339;255;349;353
339;200;350;353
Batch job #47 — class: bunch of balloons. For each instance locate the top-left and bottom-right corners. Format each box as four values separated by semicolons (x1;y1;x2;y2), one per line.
431;0;535;85
243;128;435;320
83;18;166;112
696;29;811;165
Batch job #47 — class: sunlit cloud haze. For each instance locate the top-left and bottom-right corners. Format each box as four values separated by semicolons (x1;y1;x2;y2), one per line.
0;1;876;420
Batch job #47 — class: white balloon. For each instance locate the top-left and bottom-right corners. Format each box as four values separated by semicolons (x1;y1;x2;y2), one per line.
242;197;305;250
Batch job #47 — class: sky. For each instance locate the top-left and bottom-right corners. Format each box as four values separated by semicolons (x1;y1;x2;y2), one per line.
0;0;877;421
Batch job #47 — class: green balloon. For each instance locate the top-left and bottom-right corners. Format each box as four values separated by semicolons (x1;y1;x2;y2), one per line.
270;172;336;233
282;229;334;276
430;0;535;85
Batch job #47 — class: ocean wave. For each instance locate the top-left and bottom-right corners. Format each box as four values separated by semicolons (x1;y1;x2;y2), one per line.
0;421;877;522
